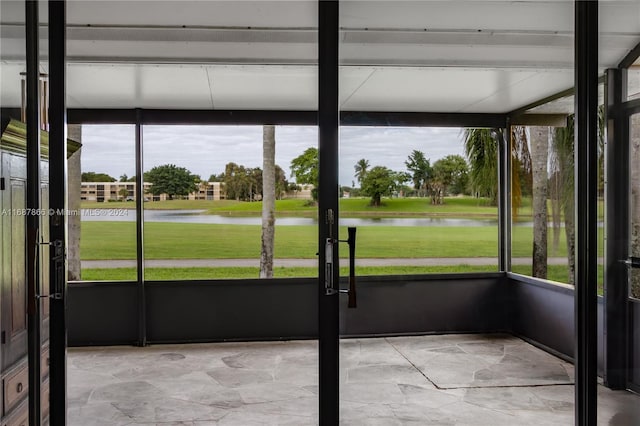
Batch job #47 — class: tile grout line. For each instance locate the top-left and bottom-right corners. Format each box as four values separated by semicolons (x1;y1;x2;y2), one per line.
383;338;575;392
383;338;443;390
438;382;576;390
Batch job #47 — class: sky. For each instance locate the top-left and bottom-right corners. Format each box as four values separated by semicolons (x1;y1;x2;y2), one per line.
81;125;465;187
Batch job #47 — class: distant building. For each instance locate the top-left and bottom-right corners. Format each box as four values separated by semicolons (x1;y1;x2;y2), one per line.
81;181;226;202
287;184;314;200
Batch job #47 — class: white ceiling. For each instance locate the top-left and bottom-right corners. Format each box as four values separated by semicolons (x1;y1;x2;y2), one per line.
1;0;639;113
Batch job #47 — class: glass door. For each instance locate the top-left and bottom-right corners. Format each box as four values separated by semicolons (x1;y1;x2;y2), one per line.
337;1;578;424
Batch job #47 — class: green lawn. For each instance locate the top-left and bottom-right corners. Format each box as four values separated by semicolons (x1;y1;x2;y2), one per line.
83;222;501;260
80;264;604;294
77;195;606;292
81;221;604;260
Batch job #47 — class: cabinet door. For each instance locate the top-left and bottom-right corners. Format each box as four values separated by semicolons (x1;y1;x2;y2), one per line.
1;153;28;371
9;182;26;341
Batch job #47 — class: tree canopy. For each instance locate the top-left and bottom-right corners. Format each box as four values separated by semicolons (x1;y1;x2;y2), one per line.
354;158;370;184
222;162;288;201
430;154;469;203
144;164;199;200
405;150;431;197
81;172;116;182
208;173;225;182
463;129;499;204
361;166;396;206
290;147;319;200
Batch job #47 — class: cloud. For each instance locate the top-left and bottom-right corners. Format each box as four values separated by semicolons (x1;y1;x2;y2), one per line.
80;124;464;185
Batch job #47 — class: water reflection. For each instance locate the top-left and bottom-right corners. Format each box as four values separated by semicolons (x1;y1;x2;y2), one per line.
82;209;499;226
81;209;603;227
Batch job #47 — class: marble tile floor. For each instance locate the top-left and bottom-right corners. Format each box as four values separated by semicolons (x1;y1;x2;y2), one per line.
68;334;640;425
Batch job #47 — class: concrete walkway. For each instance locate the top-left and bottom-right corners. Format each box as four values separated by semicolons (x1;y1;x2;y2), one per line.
82;257;604;269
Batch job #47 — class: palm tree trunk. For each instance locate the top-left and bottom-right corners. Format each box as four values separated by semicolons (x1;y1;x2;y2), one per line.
563;194;575;285
550;177;561;255
67;125;82;281
260;125;276;278
531;126;548;279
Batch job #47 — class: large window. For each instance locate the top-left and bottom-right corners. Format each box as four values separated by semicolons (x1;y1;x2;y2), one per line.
510;104;606;289
74;125;136;281
339;126;498;276
142;125;319;280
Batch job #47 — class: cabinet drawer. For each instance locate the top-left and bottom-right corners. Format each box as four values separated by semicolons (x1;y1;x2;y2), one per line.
3;364;27;415
2;400;27;426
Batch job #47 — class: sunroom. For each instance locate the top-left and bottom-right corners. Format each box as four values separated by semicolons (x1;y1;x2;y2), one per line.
0;1;639;425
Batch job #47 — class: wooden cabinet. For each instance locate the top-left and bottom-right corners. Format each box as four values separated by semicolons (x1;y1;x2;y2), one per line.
0;150;51;424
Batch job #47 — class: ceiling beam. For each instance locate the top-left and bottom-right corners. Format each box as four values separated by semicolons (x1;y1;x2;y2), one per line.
64;109;508;128
618;38;640;69
509;113;567;127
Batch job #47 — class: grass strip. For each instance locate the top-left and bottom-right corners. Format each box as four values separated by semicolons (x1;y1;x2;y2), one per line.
79;264;604;295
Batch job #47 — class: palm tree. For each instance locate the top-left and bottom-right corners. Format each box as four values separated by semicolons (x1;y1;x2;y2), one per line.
463;129;499;205
354;158;370;185
511;126;532;220
464;127;531;211
260;125;276;278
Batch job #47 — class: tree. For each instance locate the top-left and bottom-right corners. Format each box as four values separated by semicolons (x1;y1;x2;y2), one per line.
405;150;431;197
392;171;412;197
275;165;288;200
248;167;263;201
260;125;276;278
223;162;248;201
531;127;549;279
290;147;319;201
286;182;301;197
81;171;115;182
118;187;129;201
511;126;532;220
119;174;128;182
361;166;395;206
354;158;370;185
208;173;224;182
431;155;469;204
144;164;198;200
463;129;499;204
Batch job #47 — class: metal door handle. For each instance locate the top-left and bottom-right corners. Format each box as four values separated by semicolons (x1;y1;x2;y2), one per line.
338;227;357;308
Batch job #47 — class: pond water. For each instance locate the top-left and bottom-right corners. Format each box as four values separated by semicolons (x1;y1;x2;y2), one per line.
81;209;499;226
80;209;603;227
